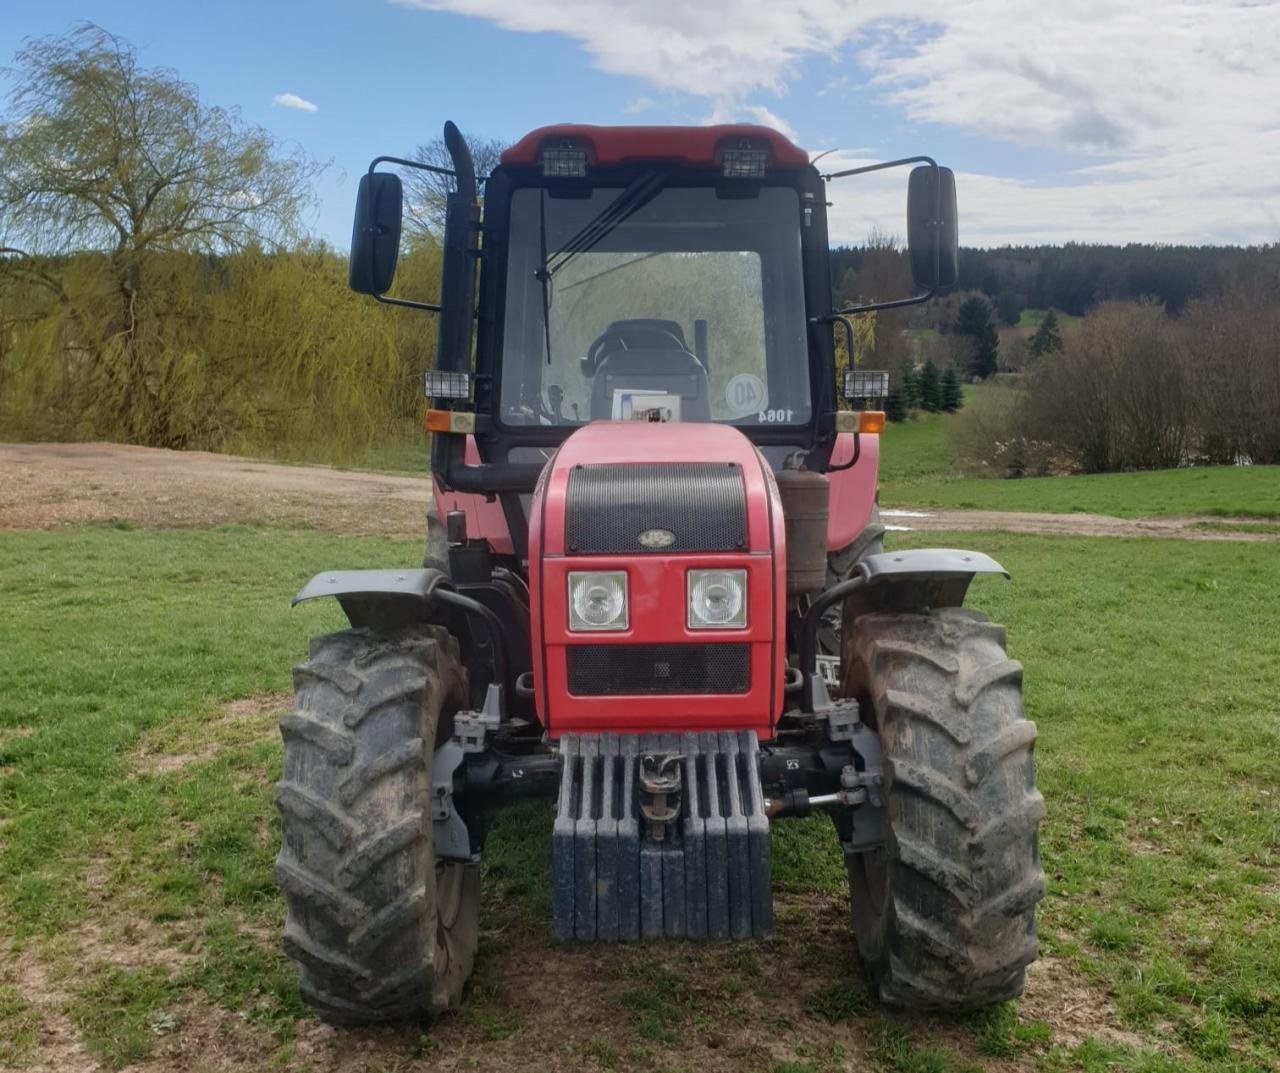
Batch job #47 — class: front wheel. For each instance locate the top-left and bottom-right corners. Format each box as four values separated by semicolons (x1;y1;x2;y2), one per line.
274;625;480;1023
840;607;1045;1010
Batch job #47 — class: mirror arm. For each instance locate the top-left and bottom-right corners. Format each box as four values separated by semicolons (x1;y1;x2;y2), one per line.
374;292;441;313
821;153;937;181
829;288;936;318
823;153;946;315
368;155;455;179
361;154;462;311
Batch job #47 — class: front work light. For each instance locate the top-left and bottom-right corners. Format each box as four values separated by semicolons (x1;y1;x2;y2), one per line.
424;370;472;399
688;569;748;629
844;369;889;406
568;571;628;631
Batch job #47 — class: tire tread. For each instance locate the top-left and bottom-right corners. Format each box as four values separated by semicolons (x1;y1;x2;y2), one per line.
843;607;1045;1010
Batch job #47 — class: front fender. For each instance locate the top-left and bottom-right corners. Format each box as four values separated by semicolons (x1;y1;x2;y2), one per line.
292;568;449;630
851;548;1008;615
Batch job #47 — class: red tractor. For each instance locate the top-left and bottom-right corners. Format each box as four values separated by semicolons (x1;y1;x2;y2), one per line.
277;122;1044;1024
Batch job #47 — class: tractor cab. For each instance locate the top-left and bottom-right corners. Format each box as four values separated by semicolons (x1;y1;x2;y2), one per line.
273;122;1041;1029
350;123;957;507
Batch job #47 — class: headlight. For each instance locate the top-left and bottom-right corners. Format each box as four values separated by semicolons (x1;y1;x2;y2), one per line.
688;569;747;629
568;571;628;631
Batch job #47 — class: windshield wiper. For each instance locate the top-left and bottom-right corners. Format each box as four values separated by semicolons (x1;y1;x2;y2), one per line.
537;169;670;283
534;169;669;366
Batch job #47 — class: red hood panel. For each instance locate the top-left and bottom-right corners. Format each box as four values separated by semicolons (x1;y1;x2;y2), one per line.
536;422;776;557
528;421;786;740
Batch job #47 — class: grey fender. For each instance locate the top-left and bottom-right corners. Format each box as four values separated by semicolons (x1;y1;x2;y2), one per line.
292;567;449;630
850;548;1008;615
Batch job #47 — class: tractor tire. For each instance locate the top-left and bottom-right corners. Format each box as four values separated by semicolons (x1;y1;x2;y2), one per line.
274;624;479;1024
840;607;1045;1010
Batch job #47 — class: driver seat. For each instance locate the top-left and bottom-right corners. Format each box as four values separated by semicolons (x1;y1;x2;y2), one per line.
590;348;711;422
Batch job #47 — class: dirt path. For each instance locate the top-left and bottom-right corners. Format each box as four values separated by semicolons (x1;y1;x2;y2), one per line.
880;507;1278;541
0;442;429;537
1;442;1273;541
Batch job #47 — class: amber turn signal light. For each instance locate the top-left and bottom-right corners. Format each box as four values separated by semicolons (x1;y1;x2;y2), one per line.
423;409;476;433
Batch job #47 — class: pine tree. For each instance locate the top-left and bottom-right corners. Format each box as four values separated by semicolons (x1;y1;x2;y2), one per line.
901;365;921;411
1029;308;1064;358
884;386;908;423
954;297;999;379
920;359;943;412
941;366;962;412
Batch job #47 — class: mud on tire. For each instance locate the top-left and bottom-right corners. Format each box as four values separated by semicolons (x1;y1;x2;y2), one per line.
274;625;479;1024
841;607;1045;1010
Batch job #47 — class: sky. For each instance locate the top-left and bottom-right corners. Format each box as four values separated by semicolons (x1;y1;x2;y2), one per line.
2;0;1278;249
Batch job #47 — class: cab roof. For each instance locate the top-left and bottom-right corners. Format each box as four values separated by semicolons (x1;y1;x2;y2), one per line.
500;124;810;170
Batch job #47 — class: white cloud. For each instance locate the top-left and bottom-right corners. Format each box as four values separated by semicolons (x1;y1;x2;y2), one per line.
273;92;318;113
623;96;656;114
396;0;1280;244
706;101;799;143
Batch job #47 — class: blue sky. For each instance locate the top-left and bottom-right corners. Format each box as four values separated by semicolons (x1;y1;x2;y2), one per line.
3;1;1277;248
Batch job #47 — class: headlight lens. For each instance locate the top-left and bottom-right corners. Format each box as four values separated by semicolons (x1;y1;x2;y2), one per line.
568;571;628;631
688;569;747;629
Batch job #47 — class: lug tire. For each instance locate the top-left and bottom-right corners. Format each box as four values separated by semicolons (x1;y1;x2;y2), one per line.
840;607;1045;1010
274;625;479;1024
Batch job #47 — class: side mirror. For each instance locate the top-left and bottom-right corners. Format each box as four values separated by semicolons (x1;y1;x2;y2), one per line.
907;165;958;291
349;171;403;295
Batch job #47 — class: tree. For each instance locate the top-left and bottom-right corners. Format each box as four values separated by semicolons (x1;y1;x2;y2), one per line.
954;296;999;379
995;290;1022;326
1029;308;1064;359
884;385;908;423
941;366;962;412
901;365;921;411
919;359;943;412
405;132;507;236
0;24;320;445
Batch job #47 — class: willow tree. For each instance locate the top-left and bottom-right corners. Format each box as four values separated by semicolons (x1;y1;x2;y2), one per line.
0;24;320;445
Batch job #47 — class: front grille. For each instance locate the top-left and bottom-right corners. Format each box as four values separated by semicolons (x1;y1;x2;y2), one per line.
565;462;747;554
566;644;750;696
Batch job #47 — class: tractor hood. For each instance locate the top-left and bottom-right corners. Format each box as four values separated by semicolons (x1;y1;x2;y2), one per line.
528;421;786;740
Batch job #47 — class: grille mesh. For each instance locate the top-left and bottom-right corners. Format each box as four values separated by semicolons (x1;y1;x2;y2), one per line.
566;644;750;696
565;463;747;554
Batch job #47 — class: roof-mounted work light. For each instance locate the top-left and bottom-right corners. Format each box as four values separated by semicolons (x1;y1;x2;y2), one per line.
540;142;589;178
720;145;769;178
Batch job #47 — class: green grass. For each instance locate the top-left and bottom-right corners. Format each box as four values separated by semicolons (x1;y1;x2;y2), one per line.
1017;308;1083;330
872;376;1280;520
882;463;1280;519
3;524;1279;1070
874;382;1280;519
877;406;959;487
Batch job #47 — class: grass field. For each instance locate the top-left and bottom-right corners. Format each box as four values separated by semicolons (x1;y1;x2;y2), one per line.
882;460;1280;519
877;389;1280;519
2;522;1277;1071
1017;309;1083;330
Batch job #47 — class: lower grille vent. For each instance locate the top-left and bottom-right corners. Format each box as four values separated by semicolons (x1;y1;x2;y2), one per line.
566;644;749;696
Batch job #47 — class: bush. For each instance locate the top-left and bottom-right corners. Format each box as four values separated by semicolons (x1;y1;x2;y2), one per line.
950;292;1280;476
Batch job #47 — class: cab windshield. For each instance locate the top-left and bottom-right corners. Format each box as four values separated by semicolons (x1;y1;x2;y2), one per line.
498;184;810;428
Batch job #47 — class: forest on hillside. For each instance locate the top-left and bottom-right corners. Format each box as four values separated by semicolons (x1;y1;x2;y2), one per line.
831;242;1280;323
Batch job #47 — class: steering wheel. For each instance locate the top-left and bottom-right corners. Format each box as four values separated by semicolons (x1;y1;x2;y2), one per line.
584;322;689;375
